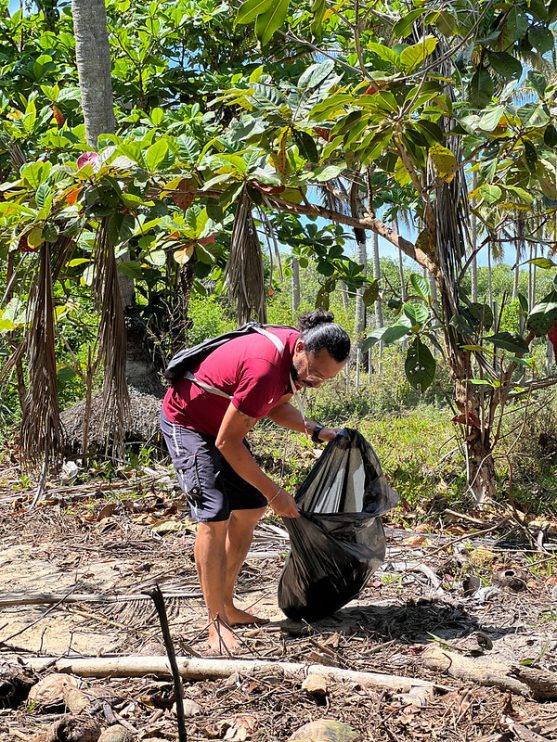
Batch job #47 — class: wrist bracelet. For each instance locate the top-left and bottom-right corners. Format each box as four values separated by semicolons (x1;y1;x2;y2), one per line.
311;423;324;444
267;486;282;506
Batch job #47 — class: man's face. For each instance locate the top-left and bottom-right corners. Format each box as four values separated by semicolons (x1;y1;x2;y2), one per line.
291;342;346;389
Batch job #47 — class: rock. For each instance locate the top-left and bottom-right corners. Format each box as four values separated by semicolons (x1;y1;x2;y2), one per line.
98;726;135;742
288;719;359;741
173;697;203;717
28;674;78;711
32;715;101;742
0;663;36;708
493;567;527;591
65;687;90;715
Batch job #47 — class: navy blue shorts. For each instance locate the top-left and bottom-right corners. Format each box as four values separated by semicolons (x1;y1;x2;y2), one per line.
160;411;267;522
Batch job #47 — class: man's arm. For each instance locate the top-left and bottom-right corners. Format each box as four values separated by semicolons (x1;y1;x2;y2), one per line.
267;395;337;442
215;402;299;518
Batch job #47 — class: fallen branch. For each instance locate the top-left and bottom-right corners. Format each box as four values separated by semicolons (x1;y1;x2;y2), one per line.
421;645;557;700
0;590;200;607
13;655;440;693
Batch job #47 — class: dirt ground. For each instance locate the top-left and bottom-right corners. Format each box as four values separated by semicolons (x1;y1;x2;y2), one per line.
1;472;557;741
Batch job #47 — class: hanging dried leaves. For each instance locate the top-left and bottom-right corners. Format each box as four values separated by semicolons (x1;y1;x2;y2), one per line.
224;189;266;324
20;242;64;469
93;217;130;456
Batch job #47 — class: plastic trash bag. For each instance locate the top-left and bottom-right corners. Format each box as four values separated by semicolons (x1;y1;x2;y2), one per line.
278;429;398;622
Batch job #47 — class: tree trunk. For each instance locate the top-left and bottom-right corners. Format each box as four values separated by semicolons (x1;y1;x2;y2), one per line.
291;256;301;311
371;231;383;373
72;0;116;150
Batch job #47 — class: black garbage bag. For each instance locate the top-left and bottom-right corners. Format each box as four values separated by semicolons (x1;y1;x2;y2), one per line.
278;428;398;622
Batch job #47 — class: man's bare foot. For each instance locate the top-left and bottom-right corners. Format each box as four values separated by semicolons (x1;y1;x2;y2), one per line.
225;606;270;626
207;621;239;654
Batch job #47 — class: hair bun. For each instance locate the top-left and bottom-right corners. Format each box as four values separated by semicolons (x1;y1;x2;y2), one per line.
297;309;334;331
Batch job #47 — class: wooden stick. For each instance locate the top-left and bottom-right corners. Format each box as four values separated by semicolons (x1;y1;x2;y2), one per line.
11;655;439;693
148;586;187;742
0;591;201;607
422;645;557;700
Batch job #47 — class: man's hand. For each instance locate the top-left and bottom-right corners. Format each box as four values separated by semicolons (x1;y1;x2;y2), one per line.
268;487;300;518
318;426;337;442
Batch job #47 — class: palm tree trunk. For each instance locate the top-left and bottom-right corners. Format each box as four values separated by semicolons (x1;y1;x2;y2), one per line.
470;173;478;303
371;231;383;374
72;0;116;149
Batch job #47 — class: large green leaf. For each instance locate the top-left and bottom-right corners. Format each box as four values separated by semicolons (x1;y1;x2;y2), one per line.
527;300;557;336
145;139;168;172
403;302;429;328
478;184;502;205
393;8;425;38
410;273;431;302
429;143;456;181
367;42;400;66
382;323;412;345
485;332;530;354
528;26;554;54
254;0;289;45
399;37;438;74
487;51;522;80
469;69;493;109
298;60;335;91
236;0;274;24
478;105;504;132
405;338;436;392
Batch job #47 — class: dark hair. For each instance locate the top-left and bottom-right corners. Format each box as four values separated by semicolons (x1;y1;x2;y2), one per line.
297;310;351;362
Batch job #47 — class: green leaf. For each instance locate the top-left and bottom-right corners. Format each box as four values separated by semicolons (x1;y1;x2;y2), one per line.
399;37;438;74
478;106;504;132
405;338;436;392
367;42;400;66
403;302;429;328
487;51;522;80
429;143;457;181
362;281;379;306
414;119;443;143
313;164;345;182
236;0;274;24
298;61;335;91
544;124;557;148
528;26;554;54
145;139;168;172
393;9;425;38
294;130;318;163
36;182;52;211
410;273;431;302
527;300;557;336
478;184;502;205
469;69;493;109
467;303;494;330
382;323;411;345
254;0;289;45
485;332;529;354
525;257;556;269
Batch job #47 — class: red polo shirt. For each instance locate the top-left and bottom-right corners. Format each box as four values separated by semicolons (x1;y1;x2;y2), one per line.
162;327;300;437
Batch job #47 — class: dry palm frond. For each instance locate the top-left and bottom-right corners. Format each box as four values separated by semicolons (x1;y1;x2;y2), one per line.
20;242;63;469
94;217;130;456
225;189;266;324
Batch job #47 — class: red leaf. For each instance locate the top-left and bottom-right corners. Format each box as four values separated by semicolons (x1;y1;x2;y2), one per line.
52;105;65;126
198;235;216;245
548;321;557;362
170;179;196;210
77;152;99;170
363;84;379;95
66;186;82;205
313;127;331;141
451;412;482;429
18;232;37;253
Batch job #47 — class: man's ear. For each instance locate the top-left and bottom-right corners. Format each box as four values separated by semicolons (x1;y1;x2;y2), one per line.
295;339;305;353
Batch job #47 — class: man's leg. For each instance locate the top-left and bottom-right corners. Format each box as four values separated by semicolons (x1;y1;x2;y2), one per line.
194;519;240;653
223;506;267;625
